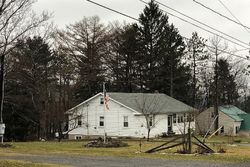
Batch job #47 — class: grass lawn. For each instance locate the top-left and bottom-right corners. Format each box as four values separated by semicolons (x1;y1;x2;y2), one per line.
0;160;69;167
0;136;250;164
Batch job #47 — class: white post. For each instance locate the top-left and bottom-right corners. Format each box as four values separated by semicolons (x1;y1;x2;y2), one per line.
0;123;5;144
103;82;106;143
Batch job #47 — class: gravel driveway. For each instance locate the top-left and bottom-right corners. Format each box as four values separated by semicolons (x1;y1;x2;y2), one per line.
0;154;249;167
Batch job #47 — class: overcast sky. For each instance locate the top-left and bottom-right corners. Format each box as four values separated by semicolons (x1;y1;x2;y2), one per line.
33;0;250;57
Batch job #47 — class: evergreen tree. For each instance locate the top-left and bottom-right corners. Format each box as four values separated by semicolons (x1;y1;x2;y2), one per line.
107;23;141;92
136;0;191;102
5;36;54;140
213;58;239;105
137;0;169;92
187;32;208;107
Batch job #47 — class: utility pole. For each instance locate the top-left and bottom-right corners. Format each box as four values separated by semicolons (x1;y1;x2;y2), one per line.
0;53;5;144
214;45;219;135
192;44;197;108
103;82;107;143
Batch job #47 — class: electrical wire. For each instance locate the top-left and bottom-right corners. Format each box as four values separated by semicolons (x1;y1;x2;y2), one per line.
86;0;139;21
151;0;250;49
85;0;250;61
193;0;250;32
183;37;249;60
217;0;250;35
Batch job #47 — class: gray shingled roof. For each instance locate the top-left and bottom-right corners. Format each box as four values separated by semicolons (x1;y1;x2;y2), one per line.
108;93;194;114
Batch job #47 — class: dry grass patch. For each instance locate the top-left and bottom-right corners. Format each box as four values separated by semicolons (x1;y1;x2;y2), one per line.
0;139;250;163
0;160;70;167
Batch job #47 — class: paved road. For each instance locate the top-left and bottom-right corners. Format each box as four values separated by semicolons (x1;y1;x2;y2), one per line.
0;154;249;167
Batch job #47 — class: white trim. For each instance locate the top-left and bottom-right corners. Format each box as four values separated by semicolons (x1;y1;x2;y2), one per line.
66;93;102;113
66;92;142;115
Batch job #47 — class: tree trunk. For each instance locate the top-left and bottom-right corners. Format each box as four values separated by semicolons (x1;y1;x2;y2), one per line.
0;53;5;123
147;129;151;141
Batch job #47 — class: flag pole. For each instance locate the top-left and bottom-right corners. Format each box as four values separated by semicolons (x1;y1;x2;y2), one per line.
103;82;106;143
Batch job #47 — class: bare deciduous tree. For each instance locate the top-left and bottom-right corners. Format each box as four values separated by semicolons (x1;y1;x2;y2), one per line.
0;0;50;141
208;36;227;134
53;16;109;101
136;94;164;141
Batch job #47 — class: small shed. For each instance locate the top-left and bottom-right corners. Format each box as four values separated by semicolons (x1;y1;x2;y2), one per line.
196;105;246;136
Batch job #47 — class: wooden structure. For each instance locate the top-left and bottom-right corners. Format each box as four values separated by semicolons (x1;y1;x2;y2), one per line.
145;129;214;154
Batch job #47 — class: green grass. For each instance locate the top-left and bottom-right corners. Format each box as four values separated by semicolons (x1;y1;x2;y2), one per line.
202;135;250;144
0;136;250;163
0;160;69;167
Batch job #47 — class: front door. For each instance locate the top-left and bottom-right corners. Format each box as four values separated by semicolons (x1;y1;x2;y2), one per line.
168;115;173;132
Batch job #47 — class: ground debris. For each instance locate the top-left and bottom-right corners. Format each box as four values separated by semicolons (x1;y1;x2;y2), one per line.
0;143;12;148
84;137;128;148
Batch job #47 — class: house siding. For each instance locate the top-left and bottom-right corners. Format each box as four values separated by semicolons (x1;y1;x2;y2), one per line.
219;111;241;136
196;107;241;136
68;94;195;139
196;107;215;134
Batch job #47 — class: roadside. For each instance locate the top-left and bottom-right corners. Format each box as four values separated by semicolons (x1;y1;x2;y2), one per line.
0;154;249;167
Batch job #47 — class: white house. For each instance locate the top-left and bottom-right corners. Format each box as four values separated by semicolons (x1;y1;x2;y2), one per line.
67;92;195;140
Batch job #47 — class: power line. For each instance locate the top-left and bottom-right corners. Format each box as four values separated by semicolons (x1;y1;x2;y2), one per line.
87;0;249;49
193;0;250;33
207;46;249;60
151;4;248;49
183;37;249;60
85;0;250;61
86;0;139;21
217;0;250;35
152;0;250;49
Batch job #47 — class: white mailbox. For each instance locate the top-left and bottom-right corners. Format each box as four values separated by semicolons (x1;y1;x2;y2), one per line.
0;123;5;135
55;132;59;138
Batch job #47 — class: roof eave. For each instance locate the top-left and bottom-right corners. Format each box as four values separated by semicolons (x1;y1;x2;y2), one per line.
66;92;102;114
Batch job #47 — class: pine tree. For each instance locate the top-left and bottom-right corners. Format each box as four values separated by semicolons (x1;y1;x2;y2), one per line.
5;36;54;139
136;0;191;102
213;58;239;105
218;59;239;104
107;23;141;92
187;32;208;107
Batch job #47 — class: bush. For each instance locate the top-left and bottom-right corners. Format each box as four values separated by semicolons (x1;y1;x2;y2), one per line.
195;146;212;154
216;144;227;153
0;143;12;148
233;139;241;143
84;137;128;148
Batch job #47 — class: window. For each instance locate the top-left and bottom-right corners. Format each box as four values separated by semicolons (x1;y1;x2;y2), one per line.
184;113;194;122
75;136;82;140
173;114;176;123
123;116;128;127
235;126;240;134
178;115;183;123
100;97;104;104
149;115;154;127
190;114;194;122
220;126;224;134
99;116;104;127
184;113;187;122
77;116;82;127
211;112;215;118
